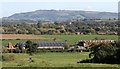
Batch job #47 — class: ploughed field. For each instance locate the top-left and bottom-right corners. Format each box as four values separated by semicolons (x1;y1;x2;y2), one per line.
2;52;120;67
0;34;48;40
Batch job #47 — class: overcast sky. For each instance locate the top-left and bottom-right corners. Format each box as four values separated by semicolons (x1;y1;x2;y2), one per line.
0;0;119;18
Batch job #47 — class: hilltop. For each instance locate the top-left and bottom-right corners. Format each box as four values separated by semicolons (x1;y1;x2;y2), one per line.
4;10;117;21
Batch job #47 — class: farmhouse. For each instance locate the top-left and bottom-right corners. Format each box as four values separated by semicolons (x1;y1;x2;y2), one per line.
15;42;66;50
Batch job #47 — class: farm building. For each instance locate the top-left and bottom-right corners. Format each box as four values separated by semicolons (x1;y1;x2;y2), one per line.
2;42;16;53
15;42;26;49
68;45;86;52
6;42;16;50
76;40;115;48
15;42;66;50
36;42;65;49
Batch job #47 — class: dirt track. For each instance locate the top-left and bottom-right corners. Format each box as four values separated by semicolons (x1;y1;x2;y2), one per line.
0;34;48;40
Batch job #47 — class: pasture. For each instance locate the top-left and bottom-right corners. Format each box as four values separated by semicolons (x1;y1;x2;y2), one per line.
2;52;120;67
1;34;119;68
2;34;118;46
37;35;118;45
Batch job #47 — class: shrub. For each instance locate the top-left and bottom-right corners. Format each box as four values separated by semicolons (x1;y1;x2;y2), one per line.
2;54;15;61
15;48;21;53
64;44;69;50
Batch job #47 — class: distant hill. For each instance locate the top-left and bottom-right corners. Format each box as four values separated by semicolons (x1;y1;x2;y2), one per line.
5;10;117;21
2;18;37;25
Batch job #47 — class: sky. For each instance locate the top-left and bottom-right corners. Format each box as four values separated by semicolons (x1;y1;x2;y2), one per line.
0;0;119;18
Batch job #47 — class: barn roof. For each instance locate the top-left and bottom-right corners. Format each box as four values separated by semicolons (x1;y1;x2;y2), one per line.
15;42;26;47
16;42;66;47
36;42;65;47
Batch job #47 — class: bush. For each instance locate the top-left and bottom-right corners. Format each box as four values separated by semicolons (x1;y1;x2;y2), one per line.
89;43;118;64
2;54;15;61
2;47;9;53
64;44;69;50
80;43;120;64
14;48;21;53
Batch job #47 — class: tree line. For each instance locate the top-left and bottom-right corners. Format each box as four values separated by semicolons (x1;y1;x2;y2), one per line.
1;19;118;35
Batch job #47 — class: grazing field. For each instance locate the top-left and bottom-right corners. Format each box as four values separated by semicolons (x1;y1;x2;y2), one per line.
2;52;120;67
36;35;118;45
2;34;118;46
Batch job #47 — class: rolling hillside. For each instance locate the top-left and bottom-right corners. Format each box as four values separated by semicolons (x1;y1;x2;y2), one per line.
5;10;117;21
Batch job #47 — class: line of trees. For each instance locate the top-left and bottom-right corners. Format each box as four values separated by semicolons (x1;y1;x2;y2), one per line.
1;19;118;35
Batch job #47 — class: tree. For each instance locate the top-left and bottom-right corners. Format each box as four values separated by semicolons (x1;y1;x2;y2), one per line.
116;48;120;63
37;21;42;28
89;43;116;63
64;44;69;50
25;40;38;55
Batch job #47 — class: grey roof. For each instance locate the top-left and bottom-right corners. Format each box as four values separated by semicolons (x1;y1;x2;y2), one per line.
16;42;26;47
37;42;65;47
16;42;65;47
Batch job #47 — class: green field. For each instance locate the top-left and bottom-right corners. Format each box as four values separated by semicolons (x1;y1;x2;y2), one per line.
2;52;120;67
1;35;119;68
2;35;118;46
38;35;118;45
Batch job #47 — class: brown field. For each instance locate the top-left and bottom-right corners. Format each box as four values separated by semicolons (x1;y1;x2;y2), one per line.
0;34;48;40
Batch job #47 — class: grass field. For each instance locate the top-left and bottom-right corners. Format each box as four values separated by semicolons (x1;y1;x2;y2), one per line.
2;35;118;46
2;52;120;67
37;35;118;45
1;35;119;68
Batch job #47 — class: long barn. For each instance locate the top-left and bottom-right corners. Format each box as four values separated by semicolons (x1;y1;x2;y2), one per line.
15;42;66;50
77;40;115;48
37;42;65;49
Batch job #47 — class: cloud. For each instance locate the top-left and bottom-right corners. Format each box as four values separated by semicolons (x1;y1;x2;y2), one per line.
86;6;92;10
84;6;96;11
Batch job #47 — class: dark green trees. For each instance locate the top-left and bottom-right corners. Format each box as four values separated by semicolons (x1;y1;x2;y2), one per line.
89;43;120;64
25;40;38;55
115;48;120;63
